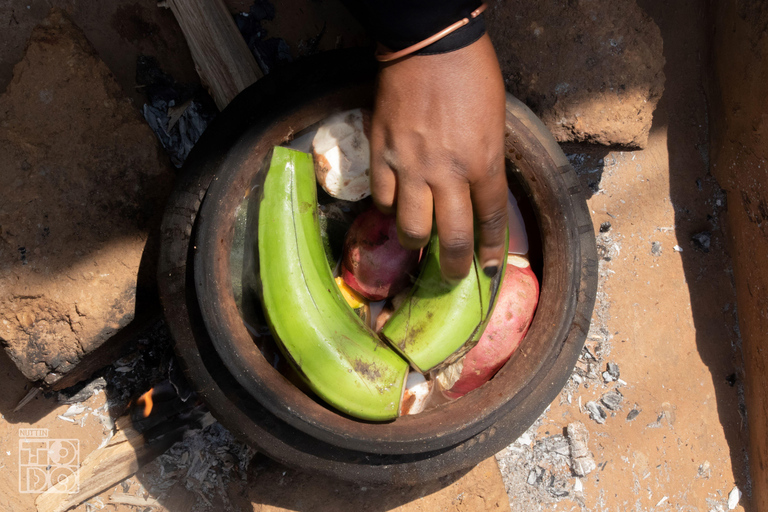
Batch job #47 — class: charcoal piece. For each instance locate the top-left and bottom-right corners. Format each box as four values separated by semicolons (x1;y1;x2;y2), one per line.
527;466;547;486
251;38;292;75
691;231;711;252
599;221;611;232
585;401;607;424
601;390;624;411
137;55;217;167
606;362;620;380
58;376;107;404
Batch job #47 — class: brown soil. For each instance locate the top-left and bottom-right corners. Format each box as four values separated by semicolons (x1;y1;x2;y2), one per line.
710;2;768;509
486;0;666;148
0;9;174;386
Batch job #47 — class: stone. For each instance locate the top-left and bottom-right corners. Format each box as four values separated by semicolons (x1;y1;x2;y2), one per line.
0;9;174;385
486;0;665;148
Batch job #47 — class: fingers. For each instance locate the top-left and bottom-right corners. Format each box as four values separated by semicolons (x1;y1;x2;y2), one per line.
470;156;509;277
396;176;433;250
370;160;397;214
433;184;475;281
369;119;397;214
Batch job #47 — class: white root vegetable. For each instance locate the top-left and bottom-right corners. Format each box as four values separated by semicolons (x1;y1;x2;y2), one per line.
400;372;433;416
312;109;371;201
508;190;529;255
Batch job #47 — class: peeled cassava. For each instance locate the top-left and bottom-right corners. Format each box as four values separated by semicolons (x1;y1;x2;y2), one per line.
436;254;539;399
312;109;372;202
341;205;420;301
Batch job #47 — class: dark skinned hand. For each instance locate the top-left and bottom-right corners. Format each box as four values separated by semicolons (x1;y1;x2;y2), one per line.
370;33;508;281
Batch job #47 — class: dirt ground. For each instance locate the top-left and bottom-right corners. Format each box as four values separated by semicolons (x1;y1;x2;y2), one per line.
0;0;755;511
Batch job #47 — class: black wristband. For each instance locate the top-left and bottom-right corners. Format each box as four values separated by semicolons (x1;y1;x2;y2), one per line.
341;0;486;56
413;14;486;56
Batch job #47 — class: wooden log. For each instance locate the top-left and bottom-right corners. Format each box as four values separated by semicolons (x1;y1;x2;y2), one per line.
160;0;263;110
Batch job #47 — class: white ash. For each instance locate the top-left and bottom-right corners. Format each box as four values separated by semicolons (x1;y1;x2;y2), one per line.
495;412;586;509
567;422;597;477
62;404;87;417
141;422;255;509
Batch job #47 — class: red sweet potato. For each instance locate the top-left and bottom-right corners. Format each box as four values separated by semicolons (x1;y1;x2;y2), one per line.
342;206;420;301
436;254;539;399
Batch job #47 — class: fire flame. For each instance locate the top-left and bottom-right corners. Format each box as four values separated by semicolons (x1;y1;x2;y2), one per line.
137;388;154;418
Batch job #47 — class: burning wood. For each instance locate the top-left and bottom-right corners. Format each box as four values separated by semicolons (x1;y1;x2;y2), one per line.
137;388;154;418
36;380;214;512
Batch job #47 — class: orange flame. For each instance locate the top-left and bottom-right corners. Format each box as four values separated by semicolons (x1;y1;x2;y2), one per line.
137;388;154;418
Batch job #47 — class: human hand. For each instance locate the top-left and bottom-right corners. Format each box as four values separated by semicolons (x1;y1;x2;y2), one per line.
370;33;508;281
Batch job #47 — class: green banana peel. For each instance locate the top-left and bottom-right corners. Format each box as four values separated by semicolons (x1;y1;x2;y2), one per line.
258;146;409;421
381;234;508;374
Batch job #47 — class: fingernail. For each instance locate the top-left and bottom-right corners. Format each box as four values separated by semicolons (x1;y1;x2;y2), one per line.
483;260;500;278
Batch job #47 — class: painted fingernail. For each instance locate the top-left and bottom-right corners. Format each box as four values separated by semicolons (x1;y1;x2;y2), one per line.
483;261;500;278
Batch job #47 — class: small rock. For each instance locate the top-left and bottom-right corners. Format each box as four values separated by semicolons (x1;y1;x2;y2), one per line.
573;478;583;493
602;371;615;383
599;221;612;233
606;362;620;380
601;390;624;411
697;460;711;479
626;409;640;421
585;401;607;424
691;231;711;252
728;486;741;510
673;244;684;252
651;241;662;256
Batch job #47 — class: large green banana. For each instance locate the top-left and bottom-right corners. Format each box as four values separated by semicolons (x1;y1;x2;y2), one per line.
258;146;409;421
380;235;508;373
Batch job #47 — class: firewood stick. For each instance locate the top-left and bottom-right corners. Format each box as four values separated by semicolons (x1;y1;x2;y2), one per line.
159;0;263;110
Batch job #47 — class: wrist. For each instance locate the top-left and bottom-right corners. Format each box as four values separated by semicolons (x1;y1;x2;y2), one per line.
376;3;487;62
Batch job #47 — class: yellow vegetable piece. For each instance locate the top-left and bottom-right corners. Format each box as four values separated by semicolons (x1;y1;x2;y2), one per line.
335;276;367;309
